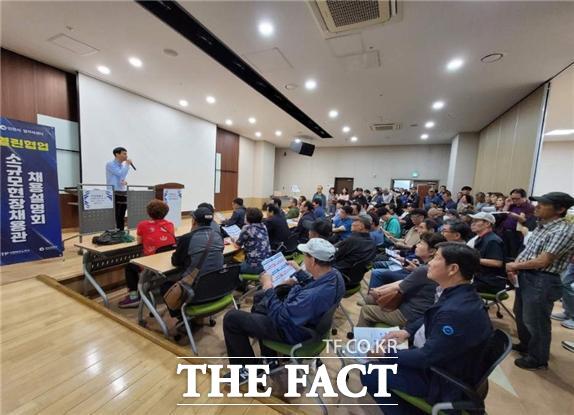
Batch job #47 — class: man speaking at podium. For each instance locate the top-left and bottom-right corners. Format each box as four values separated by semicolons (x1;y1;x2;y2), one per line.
106;146;134;230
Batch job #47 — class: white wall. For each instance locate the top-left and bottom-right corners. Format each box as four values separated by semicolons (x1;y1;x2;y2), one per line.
533;141;574;195
447;133;479;193
274;144;451;196
238;136;255;198
78;74;216;211
238;137;276;198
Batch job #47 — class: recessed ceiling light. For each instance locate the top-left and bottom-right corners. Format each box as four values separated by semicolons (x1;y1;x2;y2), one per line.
421;134;429;140
97;65;110;75
163;48;178;57
178;99;188;107
328;110;339;119
342;126;351;133
225;119;233;126
294;138;301;143
258;21;274;37
446;57;464;72
128;57;142;68
350;136;358;142
481;53;504;63
545;129;574;136
206;96;216;104
304;79;317;90
248;117;256;124
425;121;435;129
275;130;282;137
255;131;262;138
432;101;445;110
285;83;298;90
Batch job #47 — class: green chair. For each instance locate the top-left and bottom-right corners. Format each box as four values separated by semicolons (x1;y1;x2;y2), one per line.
179;265;241;355
390;329;512;415
238;272;261;303
478;277;515;320
260;304;339;415
332;261;370;339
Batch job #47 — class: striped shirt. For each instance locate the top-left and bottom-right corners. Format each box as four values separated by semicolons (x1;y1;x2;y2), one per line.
516;218;574;274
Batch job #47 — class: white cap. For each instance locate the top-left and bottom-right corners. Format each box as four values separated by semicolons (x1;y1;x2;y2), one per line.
469;212;496;224
297;238;336;262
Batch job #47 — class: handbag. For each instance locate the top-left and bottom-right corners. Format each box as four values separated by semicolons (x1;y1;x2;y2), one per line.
92;229;134;245
163;231;214;310
375;288;403;311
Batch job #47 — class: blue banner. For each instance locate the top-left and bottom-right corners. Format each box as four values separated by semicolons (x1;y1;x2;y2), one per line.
1;117;63;265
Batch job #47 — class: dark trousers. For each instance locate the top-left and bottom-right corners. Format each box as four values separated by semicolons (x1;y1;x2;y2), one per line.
514;270;562;364
361;366;428;415
502;229;523;260
223;291;285;366
124;263;141;292
114;193;127;230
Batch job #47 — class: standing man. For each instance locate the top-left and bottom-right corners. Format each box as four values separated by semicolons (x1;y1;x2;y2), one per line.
507;192;574;370
106;147;133;230
501;188;535;259
312;185;327;210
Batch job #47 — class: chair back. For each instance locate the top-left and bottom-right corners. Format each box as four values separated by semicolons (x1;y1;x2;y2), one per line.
155;244;175;254
189;264;241;304
300;304;339;343
475;329;512;398
339;260;370;288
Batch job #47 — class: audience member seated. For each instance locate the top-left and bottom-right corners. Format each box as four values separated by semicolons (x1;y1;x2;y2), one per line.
419;218;438;234
312;184;327;209
234;208;272;274
332;205;354;241
427;208;444;229
359;233;447;327
270;197;286;218
196;202;221;234
424;189;443;209
361;243;493;414
475;192;488;211
469;212;506;294
221;197;246;229
368;211;385;247
460;185;475;205
457;194;474;213
353;187;368;206
285;197;300;219
441;190;458;210
298;195;307;206
305;218;333;240
295;201;315;242
333;215;378;284
379;207;402;239
119;199;176;308
222;238;345;382
385;208;427;250
312;198;326;218
264;204;290;251
338;187;350;201
440;219;472;242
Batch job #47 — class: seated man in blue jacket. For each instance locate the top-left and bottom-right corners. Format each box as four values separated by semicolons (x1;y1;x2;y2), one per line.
223;238;345;383
361;242;493;414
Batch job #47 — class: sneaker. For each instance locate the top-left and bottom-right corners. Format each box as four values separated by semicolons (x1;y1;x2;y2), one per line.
562;341;574;353
222;367;250;385
118;295;140;308
511;343;529;355
266;359;284;375
551;311;568;321
561;319;574;330
514;356;548;371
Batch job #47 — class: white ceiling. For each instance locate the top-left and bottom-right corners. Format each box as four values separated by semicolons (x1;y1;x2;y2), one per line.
2;1;573;148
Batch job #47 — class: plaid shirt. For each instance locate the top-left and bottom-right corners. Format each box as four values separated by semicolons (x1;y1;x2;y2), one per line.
516;218;574;274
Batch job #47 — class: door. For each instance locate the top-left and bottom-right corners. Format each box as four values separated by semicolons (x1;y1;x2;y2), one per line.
214;128;239;211
334;177;354;195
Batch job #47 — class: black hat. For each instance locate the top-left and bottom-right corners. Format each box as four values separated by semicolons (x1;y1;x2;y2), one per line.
529;192;574;210
303;218;332;238
192;206;214;222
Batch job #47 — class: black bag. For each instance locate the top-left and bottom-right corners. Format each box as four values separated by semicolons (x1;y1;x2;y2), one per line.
92;229;134;245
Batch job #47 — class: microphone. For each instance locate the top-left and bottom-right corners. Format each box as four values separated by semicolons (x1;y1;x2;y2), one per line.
130;161;137;171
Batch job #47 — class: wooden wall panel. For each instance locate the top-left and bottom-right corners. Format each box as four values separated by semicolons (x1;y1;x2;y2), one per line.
1;50;37;123
214;171;239;211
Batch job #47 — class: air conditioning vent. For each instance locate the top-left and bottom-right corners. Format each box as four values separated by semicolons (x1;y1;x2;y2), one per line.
312;0;398;34
370;122;401;132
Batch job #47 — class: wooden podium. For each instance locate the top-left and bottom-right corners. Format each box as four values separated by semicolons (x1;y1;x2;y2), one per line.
154;183;185;201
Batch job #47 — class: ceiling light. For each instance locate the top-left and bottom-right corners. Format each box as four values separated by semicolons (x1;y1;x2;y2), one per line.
481;53;504;63
294;138;301;143
275;130;282;137
328;110;339;119
248;117;256;124
163;48;178;57
432;101;445;110
446;58;464;72
258;21;274;37
350;136;358;142
545;129;574;136
421;134;429;140
97;65;110;75
425;121;435;129
342;126;351;133
304;79;317;90
285;83;298;90
225;119;233;126
178;99;188;107
206;96;216;104
255;131;262;138
128;57;142;68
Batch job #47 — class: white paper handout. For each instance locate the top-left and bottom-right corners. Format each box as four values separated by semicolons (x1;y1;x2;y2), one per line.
353;326;409;353
223;225;242;240
385;248;400;258
261;252;297;287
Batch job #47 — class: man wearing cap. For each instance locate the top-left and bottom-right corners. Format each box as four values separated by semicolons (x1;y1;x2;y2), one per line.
222;238;345;383
506;192;574;370
469;212;506;294
333;215;378;282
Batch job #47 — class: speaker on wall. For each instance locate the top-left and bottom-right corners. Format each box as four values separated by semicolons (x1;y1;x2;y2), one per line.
289;140;315;157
